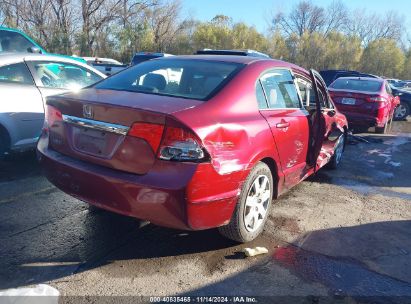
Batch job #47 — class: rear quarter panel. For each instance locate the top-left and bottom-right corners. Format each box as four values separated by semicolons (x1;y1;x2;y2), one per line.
174;61;286;200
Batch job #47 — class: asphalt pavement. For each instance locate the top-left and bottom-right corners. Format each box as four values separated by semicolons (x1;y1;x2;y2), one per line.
0;120;410;303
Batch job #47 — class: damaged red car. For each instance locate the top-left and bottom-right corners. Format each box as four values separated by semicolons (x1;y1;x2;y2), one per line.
37;55;348;242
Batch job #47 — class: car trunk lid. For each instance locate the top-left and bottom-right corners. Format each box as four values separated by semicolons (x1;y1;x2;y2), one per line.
46;89;202;175
329;89;380;114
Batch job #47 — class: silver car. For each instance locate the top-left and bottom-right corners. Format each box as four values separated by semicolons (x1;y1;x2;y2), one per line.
0;53;106;156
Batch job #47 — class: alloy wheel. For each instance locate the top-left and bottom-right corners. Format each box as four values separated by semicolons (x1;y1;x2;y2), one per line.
243;175;271;232
395;104;407;119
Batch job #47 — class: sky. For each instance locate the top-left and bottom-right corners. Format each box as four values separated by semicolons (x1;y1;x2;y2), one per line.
181;0;411;33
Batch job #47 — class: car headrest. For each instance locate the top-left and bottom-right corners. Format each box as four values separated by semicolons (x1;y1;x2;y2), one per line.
143;73;167;91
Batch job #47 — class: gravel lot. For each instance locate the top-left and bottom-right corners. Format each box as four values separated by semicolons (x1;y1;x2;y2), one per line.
1;120;410;303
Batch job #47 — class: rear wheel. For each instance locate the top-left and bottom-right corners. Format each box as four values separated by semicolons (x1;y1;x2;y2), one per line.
375;122;388;134
394;102;410;121
218;162;273;243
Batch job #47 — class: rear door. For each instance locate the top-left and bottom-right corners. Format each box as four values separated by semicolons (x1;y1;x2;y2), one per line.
309;70;344;169
257;68;310;189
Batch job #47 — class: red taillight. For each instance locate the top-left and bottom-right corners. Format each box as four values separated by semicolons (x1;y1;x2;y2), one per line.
157;126;206;161
367;96;386;102
128;122;165;153
366;96;387;109
127;122;207;162
43;105;62;132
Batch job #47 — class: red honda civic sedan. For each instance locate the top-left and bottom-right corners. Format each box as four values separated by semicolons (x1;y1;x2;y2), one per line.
328;77;400;133
37;55;348;242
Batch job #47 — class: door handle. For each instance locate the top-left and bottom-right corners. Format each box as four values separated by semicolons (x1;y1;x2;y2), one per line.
276;121;290;129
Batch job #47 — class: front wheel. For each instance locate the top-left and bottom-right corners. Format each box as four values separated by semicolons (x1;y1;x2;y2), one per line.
218;162;273;243
327;133;345;169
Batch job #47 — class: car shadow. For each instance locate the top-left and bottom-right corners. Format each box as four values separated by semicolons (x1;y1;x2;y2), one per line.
0;150;41;182
0;204;246;290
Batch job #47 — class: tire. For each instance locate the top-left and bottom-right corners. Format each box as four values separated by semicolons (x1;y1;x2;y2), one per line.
375;122;388;134
327;133;345;169
218;162;273;243
0;127;10;159
394;102;410;121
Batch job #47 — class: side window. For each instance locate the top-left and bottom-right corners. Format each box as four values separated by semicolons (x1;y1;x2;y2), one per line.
31;61;102;89
295;77;312;107
385;83;392;95
0;62;33;85
259;69;301;109
312;75;333;109
0;30;36;53
256;80;268;109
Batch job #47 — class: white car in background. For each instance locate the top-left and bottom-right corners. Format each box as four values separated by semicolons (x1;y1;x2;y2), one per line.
0;53;106;156
83;57;128;76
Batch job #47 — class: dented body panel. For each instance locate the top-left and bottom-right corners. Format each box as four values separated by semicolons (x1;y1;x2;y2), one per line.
37;56;348;231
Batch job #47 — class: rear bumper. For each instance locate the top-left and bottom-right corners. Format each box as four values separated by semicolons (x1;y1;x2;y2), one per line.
37;137;240;230
341;110;388;128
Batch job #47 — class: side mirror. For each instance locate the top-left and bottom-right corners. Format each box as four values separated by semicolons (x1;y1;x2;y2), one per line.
28;47;42;54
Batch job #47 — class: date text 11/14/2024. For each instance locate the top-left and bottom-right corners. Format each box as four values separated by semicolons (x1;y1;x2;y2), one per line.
149;296;257;303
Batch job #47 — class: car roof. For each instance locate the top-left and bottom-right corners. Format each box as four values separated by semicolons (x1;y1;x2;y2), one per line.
133;52;173;57
195;49;270;58
153;55;309;75
83;57;122;64
0;53;106;77
160;54;288;65
0;26;48;53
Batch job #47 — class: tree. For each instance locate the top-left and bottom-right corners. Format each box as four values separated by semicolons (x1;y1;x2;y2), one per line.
401;49;411;79
265;31;289;60
271;0;347;37
322;32;362;70
361;39;405;77
345;9;405;46
192;17;232;50
144;0;185;52
79;0;122;56
231;23;267;51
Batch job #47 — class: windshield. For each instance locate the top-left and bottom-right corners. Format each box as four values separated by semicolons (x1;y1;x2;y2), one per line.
330;78;382;92
95;59;244;101
33;61;103;90
0;30;37;52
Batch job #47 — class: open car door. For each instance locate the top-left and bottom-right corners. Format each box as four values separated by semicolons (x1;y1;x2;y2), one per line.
308;69;343;171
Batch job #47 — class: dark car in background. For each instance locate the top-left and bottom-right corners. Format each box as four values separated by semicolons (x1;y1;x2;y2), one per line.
320;69;379;87
131;52;173;66
391;87;411;120
329;77;399;133
83;57;128;76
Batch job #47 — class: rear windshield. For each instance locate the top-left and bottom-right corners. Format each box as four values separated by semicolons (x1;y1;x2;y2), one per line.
330;78;382;92
95;59;244;100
